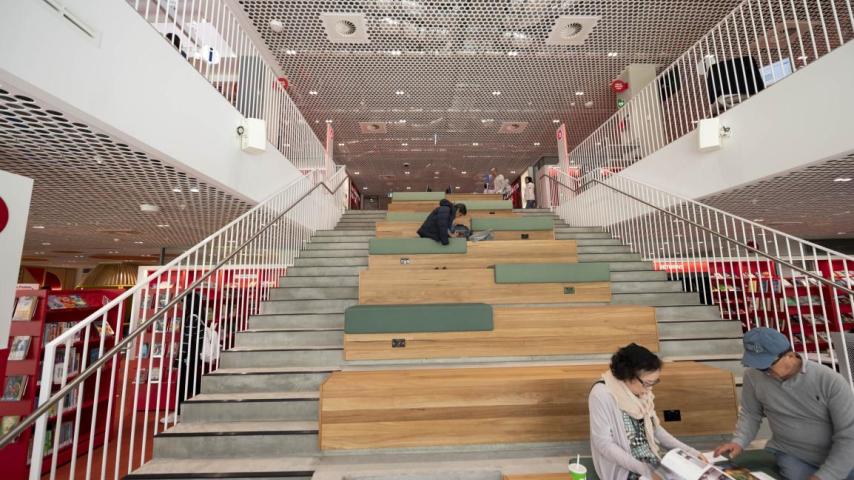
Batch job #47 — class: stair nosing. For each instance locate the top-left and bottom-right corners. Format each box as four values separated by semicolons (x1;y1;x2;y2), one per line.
156;429;318;438
125;471;315;479
208;367;340;376
242;328;344;333
226;346;343;352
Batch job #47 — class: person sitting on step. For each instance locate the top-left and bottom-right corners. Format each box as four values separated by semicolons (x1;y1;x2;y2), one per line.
589;343;702;480
417;199;467;245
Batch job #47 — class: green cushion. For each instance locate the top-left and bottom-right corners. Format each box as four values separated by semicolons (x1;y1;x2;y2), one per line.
369;238;467;254
463;200;513;211
494;263;610;283
391;192;446;202
345;304;493;333
471;217;554;231
385;212;429;222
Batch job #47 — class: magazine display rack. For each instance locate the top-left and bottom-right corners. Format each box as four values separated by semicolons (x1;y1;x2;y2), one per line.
0;288;122;479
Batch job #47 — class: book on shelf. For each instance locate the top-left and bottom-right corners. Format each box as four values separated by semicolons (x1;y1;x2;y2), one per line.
12;296;39;321
47;387;79;417
8;336;32;361
47;295;89;310
1;415;21;438
1;375;28;401
135;368;148;384
58;422;74;448
149;368;161;384
53;347;80;384
88;347;101;366
44;322;83;343
95;321;114;337
152;342;163;358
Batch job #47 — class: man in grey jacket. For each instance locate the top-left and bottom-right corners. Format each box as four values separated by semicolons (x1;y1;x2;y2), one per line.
715;328;854;480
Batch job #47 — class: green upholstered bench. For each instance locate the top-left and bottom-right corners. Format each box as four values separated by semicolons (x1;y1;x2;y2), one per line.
385;212;430;222
391;192;446;202
471;217;554;231
464;200;513;211
494;263;610;283
369;238;467;254
345;303;494;333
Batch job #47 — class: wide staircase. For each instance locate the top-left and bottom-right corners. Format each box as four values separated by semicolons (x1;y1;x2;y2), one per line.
130;207;745;479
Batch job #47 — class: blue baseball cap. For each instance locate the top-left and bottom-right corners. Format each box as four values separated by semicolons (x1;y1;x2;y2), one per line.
742;327;791;369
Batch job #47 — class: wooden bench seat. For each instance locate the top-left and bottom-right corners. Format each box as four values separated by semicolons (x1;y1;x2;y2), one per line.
390;192;503;203
368;240;578;269
472;217;555;241
358;268;611;305
388;200;513;213
344;305;657;360
447;193;504;202
319;362;737;450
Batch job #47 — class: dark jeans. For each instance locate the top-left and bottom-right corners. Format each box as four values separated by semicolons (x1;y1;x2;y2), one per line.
525;200;536;208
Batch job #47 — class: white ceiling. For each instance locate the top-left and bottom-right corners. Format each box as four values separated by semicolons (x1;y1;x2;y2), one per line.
702;153;854;240
0;84;250;268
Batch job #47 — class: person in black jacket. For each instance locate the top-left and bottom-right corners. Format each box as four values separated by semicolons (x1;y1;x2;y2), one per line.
417;199;467;245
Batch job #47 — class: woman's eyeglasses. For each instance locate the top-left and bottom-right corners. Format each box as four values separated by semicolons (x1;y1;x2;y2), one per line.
637;378;661;389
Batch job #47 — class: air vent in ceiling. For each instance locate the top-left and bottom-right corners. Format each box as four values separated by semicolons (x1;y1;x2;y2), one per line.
359;122;388;134
321;13;370;44
498;121;529;134
547;16;599;46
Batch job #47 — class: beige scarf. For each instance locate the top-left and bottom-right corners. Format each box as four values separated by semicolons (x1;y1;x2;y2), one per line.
601;370;661;459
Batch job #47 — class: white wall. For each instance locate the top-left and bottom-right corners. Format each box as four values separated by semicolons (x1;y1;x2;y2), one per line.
0;0;302;203
620;39;854;199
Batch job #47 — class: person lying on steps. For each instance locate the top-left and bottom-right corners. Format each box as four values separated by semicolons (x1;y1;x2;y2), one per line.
714;327;854;480
416;199;467;245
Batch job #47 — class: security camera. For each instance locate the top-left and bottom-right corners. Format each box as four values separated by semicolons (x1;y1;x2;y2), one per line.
403;162;410;168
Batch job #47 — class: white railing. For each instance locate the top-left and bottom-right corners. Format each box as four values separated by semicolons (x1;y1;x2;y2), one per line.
0;167;348;479
547;170;854;387
127;0;326;170
569;0;854;174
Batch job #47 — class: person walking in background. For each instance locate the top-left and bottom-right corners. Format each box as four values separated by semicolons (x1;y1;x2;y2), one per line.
714;328;854;480
589;343;702;480
484;168;496;193
524;177;536;208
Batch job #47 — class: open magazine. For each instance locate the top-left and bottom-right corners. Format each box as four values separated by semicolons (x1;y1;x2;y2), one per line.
649;449;776;480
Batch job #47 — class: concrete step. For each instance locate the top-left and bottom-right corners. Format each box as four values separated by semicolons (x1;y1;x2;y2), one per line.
579;253;642;262
576;238;624;246
153;421;319;458
335;225;376;231
555;232;611;239
249;313;344;330
337;220;379;226
611;281;684;294
611;270;668;282
314;229;376;237
220;346;344;368
293;257;368;267
310;235;375;243
605;261;655;272
286;266;366;277
260;299;357;314
298;249;368;258
305;242;368;250
577;245;632;254
269;286;358;301
181;391;320;423
657;320;743;340
555;227;605;233
660;338;744;360
126;457;317;480
202;367;338;394
655;305;723;322
235;328;344;348
612;292;702;306
280;275;359;287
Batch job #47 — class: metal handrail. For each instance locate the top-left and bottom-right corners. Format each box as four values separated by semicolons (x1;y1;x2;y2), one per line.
0;174;347;448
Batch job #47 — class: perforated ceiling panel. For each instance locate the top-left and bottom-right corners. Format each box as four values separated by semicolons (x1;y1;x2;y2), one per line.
702;153;854;240
237;0;745;192
0;84;250;268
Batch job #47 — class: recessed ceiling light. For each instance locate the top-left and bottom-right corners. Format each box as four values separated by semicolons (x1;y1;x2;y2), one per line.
753;218;764;222
157;224;170;228
607;52;619;57
798;55;808;60
507;51;518;56
405;186;412;190
834;177;852;182
140;203;160;213
401;143;408;146
398;119;407;123
94;156;103;164
838;232;847;235
575;91;585;96
552;119;560;123
41;242;51;246
395;90;405;95
390;50;402;55
492;91;501;96
461;171;467;174
34;251;44;255
362;186;368;190
285;49;297;55
481;118;494;123
472;142;479;146
134;241;144;244
32;225;45;229
354;171;360;175
172;188;182;193
404;171;410;175
584;101;594;108
434;171;440;174
455;186;461;190
434;176;439;179
269;19;285;33
108;250;119;254
189;187;200;193
325;119;333;123
534;142;540;146
309;90;318;95
510;170;516;174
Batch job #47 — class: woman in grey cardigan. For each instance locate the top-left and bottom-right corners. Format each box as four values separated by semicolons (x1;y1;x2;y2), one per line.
588;344;701;480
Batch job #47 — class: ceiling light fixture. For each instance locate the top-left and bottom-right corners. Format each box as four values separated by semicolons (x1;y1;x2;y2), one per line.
534;142;540;146
285;49;297;55
362;186;368;190
406;186;412;190
472;142;479;146
404;171;410;175
401;143;408;146
552;119;560;123
834;177;852;182
338;143;345;146
507;51;518;56
838;232;847;235
481;118;494;123
510;170;516;174
455;186;461;190
492;91;501;96
32;225;45;229
575;91;585;96
325;119;333;123
269;19;285;33
398;119;407;123
395;90;405;95
134;241;144;244
140;204;160;213
157;224;170;228
172;188;182;193
461;171;467;174
354;171;360;175
308;90;318;95
389;50;402;55
607;52;619;57
189;187;200;193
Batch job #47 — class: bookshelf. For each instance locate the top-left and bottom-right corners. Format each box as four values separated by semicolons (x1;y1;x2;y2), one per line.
0;288;122;479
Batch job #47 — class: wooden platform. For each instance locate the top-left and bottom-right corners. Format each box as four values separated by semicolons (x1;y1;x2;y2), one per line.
447;193;504;202
388;201;514;214
344;305;657;360
359;268;611;305
491;230;555;240
319;362;737;450
368;240;577;269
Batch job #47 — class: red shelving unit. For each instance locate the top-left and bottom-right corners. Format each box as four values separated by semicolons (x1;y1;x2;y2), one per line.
0;289;123;480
